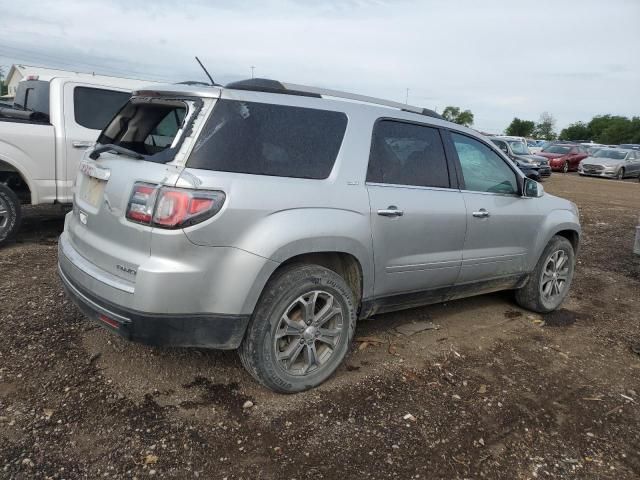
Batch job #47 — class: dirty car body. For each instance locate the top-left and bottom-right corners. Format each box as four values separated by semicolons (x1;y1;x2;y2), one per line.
58;80;581;392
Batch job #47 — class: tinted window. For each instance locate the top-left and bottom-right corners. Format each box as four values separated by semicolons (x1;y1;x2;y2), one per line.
366;120;449;188
491;139;509;155
451;132;518;195
188;100;347;179
74;87;130;130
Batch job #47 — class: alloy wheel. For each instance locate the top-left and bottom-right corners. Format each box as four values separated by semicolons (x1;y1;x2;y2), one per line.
0;195;9;236
273;290;344;376
540;250;570;302
563;161;569;173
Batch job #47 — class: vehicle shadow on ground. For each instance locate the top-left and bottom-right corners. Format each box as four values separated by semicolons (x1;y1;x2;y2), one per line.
14;206;66;245
80;289;527;416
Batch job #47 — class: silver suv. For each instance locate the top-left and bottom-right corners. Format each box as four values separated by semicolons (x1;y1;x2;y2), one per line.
58;79;580;392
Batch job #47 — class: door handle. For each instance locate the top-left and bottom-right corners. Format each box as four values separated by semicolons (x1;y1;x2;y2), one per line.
72;141;95;149
377;206;404;217
472;209;490;218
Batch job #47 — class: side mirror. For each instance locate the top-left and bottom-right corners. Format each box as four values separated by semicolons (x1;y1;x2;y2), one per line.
524;177;544;198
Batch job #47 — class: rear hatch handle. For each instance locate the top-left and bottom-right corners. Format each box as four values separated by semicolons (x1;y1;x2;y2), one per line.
89;144;145;161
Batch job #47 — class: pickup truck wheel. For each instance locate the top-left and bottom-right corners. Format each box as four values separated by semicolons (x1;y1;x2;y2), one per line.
515;235;575;313
0;184;22;247
239;264;356;393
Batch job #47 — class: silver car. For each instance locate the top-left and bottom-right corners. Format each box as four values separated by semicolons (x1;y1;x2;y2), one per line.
58;79;581;392
578;148;640;179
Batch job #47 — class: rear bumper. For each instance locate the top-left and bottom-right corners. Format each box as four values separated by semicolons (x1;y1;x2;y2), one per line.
59;264;249;349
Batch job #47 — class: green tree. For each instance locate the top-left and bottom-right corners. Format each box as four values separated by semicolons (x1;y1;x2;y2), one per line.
559;122;591;141
442;106;474;127
505;118;535;137
534;112;557;140
588;115;636;144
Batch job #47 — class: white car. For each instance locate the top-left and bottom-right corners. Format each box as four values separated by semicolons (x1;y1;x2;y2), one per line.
0;74;158;245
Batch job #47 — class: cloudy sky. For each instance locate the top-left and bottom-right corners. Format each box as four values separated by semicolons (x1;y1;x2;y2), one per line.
1;0;639;133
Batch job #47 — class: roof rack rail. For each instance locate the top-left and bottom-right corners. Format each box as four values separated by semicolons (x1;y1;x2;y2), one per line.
224;78;443;120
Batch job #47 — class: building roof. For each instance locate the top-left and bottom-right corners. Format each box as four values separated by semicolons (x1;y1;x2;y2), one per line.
5;64;157;85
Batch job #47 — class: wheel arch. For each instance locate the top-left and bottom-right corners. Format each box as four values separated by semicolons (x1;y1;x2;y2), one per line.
0;157;34;204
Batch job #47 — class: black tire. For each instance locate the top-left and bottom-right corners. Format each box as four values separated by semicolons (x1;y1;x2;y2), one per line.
515;235;575;313
239;264;357;393
616;168;625;180
562;161;569;173
0;183;22;247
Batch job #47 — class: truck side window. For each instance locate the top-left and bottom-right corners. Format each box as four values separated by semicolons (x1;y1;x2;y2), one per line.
366;120;450;188
74;87;130;130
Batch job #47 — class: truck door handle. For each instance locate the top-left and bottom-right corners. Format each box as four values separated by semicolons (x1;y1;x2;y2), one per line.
377;207;404;217
72;141;94;149
472;209;490;218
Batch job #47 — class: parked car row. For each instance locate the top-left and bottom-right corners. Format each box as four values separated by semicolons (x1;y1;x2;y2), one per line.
490;136;551;182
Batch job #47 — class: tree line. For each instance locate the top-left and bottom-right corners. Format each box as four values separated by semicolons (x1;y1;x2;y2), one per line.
441;105;640;145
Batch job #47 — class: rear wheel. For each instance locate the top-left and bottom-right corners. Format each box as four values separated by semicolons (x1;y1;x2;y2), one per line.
562;161;569;173
515;235;575;313
239;264;357;393
0;184;22;247
616;168;625;180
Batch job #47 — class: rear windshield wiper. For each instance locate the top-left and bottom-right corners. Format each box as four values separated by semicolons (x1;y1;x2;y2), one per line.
89;144;145;160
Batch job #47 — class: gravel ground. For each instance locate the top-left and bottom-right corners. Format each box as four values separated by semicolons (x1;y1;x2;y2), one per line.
1;173;639;479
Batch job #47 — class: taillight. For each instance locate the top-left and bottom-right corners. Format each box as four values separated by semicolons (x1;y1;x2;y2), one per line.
126;183;157;224
126;182;225;229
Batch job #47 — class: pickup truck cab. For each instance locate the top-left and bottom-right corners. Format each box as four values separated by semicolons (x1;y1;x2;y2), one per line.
0;75;155;245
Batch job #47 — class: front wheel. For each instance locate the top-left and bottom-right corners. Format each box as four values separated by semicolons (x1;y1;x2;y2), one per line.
562;161;569;173
515;235;575;313
0;183;22;247
239;264;357;393
616;168;625;180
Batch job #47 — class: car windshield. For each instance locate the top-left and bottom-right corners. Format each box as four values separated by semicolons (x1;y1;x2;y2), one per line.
593;149;627;160
507;141;529;155
543;145;571;154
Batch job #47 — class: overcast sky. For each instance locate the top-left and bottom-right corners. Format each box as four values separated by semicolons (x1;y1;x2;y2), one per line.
1;0;639;133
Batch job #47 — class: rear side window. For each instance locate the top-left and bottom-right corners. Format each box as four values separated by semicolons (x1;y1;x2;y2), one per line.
74;87;130;130
366;120;449;188
188;100;347;179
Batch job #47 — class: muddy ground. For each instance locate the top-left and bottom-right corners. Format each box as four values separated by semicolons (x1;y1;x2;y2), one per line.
1;174;639;479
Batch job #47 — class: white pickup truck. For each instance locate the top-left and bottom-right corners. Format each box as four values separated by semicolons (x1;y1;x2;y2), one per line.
0;74;155;245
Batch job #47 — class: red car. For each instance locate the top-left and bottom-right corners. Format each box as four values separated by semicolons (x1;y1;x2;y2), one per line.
537;144;590;173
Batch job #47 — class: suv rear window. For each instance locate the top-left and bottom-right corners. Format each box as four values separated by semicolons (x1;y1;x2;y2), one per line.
97;99;188;161
74;87;130;130
188;100;348;179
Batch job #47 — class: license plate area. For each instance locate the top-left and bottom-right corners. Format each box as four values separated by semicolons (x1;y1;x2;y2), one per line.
79;174;107;208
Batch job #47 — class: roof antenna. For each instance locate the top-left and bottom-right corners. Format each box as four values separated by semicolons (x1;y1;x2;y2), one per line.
195;56;216;86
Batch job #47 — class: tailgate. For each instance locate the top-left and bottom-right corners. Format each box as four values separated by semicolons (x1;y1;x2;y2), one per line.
67;155;184;282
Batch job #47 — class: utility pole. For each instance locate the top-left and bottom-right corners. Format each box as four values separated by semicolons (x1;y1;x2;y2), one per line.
405;88;409;104
250;66;255;79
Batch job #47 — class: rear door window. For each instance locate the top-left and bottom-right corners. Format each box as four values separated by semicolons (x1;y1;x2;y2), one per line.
366;120;450;188
74;87;130;130
188;100;348;179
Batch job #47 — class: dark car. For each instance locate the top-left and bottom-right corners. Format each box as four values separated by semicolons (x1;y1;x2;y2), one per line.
537;144;589;173
490;137;551;179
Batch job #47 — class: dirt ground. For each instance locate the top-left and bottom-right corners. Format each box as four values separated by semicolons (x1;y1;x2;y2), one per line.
1;173;639;479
